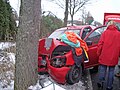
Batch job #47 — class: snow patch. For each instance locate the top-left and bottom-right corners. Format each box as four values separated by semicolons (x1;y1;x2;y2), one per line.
28;80;65;90
0;42;15;50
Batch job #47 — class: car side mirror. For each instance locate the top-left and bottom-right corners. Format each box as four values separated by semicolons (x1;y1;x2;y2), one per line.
86;41;93;46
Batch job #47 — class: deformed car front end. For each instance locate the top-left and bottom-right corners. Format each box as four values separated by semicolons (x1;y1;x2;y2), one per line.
38;38;76;84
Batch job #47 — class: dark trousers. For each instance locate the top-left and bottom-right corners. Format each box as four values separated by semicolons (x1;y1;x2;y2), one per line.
98;64;115;89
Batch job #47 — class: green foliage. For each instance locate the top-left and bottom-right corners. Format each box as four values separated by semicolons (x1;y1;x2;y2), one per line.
0;0;17;41
40;15;63;38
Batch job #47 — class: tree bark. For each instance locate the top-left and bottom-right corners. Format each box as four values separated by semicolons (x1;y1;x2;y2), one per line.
71;14;74;26
64;0;69;26
14;0;41;90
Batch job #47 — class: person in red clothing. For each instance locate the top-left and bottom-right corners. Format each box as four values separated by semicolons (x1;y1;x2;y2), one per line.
97;20;120;90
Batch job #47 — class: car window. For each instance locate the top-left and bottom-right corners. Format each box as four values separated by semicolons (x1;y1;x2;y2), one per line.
96;26;107;34
81;28;91;39
48;30;65;38
85;26;107;44
72;30;80;35
48;29;81;39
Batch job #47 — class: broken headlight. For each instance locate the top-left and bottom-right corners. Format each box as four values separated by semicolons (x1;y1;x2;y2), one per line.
50;45;71;67
50;56;66;68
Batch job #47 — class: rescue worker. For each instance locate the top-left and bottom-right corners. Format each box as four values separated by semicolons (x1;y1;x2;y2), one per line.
97;20;120;90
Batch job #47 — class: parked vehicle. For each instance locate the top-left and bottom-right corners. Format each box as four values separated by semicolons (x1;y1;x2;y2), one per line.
38;25;107;85
104;13;120;30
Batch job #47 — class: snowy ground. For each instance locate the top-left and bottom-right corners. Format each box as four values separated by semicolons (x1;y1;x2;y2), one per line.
0;42;15;90
28;75;86;90
0;42;15;51
0;42;86;90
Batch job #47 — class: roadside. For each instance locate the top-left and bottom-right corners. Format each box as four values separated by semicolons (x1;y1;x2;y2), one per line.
82;69;93;90
0;42;15;90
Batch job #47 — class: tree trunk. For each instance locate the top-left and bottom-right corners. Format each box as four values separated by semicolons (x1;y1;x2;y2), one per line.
14;0;41;90
71;14;74;26
64;0;69;26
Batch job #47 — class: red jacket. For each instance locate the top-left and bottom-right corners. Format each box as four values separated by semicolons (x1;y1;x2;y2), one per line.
97;25;120;66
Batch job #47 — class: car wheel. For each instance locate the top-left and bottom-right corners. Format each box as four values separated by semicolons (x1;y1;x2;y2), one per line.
66;65;82;85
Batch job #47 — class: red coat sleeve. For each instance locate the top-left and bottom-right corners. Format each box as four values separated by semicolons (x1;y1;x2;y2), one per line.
119;49;120;57
97;32;105;57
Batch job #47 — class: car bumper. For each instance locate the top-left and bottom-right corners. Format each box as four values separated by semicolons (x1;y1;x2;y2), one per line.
47;62;70;84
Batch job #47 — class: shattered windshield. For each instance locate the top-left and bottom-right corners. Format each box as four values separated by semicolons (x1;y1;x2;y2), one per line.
48;29;81;39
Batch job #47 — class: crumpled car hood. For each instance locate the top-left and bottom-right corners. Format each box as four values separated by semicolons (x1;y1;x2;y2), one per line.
38;38;67;55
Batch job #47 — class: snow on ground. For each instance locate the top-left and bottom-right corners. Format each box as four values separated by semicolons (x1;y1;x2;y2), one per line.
0;42;15;50
28;77;86;90
7;53;15;64
0;81;14;90
28;74;86;90
28;80;66;90
0;52;15;90
0;42;15;90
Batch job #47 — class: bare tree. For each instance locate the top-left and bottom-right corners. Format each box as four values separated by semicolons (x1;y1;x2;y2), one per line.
14;0;41;90
49;0;91;26
64;0;69;26
47;0;68;26
69;0;90;25
81;10;94;25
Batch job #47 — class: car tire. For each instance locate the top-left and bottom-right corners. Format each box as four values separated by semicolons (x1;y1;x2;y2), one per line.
66;64;82;85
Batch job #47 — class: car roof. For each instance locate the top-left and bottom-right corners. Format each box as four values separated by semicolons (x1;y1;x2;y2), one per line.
56;25;96;31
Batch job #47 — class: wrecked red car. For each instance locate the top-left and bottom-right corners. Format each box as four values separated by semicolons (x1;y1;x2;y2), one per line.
38;25;107;85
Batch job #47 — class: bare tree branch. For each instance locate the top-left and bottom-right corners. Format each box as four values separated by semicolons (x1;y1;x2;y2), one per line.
47;0;96;25
55;0;65;9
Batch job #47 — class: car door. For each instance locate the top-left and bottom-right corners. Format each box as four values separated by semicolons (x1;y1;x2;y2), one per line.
81;27;93;39
83;26;107;68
